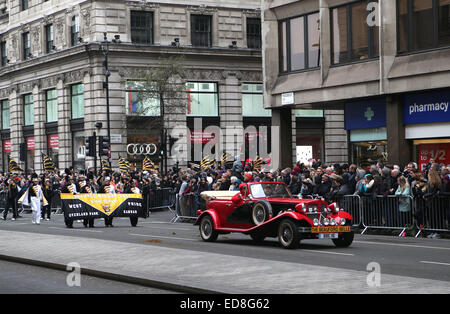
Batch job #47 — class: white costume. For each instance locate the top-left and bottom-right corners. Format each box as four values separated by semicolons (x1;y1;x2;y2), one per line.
22;184;44;224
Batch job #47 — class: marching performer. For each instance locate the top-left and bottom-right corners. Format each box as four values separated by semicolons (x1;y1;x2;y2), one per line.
80;178;95;228
99;176;115;227
2;177;21;221
19;177;46;225
41;179;54;221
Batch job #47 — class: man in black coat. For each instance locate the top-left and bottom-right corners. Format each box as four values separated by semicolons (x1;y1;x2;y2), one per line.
2;177;21;221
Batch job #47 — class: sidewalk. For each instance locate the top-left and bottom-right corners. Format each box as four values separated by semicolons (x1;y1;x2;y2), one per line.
0;229;449;293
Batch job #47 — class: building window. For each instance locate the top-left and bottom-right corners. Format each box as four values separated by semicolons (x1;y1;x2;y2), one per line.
331;0;379;64
1;99;9;130
242;83;270;117
247;18;261;49
45;24;54;53
131;11;154;44
24;94;34;126
22;32;30;60
191;15;212;47
125;81;160;116
186;82;218;116
21;0;28;11
398;0;450;54
71;15;80;46
0;41;6;66
279;12;320;73
46;89;58;123
71;84;84;119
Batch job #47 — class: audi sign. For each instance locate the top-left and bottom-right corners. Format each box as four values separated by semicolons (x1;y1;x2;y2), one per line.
127;143;158;156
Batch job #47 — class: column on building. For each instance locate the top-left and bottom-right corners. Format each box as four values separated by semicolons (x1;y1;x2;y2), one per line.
82;69;96;170
9;87;22;169
324;109;348;164
220;73;242;163
33;84;46;173
57;78;72;171
271;107;293;169
386;95;411;167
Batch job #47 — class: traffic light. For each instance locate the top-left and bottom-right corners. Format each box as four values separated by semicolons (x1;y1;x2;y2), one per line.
85;136;96;157
98;136;111;158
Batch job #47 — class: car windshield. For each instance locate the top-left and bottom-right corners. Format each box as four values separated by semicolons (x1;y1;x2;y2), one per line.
250;183;292;199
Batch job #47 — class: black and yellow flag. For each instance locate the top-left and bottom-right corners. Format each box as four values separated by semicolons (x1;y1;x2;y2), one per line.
42;154;56;173
220;152;233;167
200;155;215;170
253;155;263;171
118;157;131;173
142;155;155;171
9;160;23;173
101;159;111;172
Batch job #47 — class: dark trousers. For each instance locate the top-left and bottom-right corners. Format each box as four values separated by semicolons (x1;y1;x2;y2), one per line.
105;216;113;226
83;219;94;227
41;204;51;219
3;198;18;219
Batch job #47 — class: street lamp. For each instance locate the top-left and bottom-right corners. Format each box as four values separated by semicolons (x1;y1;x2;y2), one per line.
100;32;111;168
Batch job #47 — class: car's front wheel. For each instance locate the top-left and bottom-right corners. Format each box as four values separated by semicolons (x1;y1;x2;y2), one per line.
332;231;354;247
200;215;219;242
278;219;301;249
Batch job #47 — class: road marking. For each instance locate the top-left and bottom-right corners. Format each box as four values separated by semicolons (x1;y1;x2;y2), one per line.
354;241;450;251
420;261;450;267
302;249;354;256
48;227;104;233
142;225;192;231
129;233;198;242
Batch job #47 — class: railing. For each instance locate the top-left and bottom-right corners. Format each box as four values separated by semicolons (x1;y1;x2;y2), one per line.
170;193;200;223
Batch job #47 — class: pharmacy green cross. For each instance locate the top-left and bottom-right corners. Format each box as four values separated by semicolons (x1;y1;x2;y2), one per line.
365;107;374;121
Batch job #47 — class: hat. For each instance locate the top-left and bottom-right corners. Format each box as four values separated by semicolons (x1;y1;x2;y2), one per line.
244;172;253;182
254;177;261;182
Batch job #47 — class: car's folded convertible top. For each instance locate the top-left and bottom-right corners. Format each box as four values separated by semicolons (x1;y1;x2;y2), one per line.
200;191;239;201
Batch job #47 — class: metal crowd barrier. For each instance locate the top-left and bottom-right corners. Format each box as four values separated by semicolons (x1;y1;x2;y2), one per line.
359;195;415;236
413;195;450;237
334;195;362;227
147;188;176;212
171;193;200;223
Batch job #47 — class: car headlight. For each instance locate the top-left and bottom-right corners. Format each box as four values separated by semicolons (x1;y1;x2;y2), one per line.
313;218;319;226
323;218;330;226
340;218;346;226
330;218;336;226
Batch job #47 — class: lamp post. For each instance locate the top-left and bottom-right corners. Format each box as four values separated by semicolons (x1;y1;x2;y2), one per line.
100;33;111;168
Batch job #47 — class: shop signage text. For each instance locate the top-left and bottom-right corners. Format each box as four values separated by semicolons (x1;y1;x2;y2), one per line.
418;143;450;172
403;90;450;125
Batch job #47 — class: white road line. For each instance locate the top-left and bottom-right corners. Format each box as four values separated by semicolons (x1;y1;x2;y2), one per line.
354;240;450;251
48;227;104;233
302;249;354;256
129;233;198;242
141;225;192;231
420;261;450;267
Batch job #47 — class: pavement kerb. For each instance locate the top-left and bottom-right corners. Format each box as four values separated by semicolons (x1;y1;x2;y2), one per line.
0;253;221;294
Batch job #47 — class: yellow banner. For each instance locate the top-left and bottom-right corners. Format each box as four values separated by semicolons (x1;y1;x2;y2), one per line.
60;193;142;216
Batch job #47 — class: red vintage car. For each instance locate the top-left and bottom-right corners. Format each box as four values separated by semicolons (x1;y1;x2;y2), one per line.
194;182;355;249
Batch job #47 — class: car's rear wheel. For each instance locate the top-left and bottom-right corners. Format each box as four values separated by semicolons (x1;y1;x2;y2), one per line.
251;200;272;226
278;219;301;249
200;215;219;242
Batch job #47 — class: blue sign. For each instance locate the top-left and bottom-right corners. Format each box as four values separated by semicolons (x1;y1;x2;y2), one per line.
345;98;386;130
403;90;450;125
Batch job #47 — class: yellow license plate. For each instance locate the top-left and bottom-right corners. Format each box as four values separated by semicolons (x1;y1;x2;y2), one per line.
311;226;351;233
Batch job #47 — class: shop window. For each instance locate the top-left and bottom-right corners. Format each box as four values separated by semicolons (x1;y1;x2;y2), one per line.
398;0;450;54
46;89;58;123
1;99;9;130
331;0;379;64
125;81;160;116
24;94;34;126
72;131;85;171
351;141;388;168
242;83;270;117
186;82;218;116
71;84;84;119
295;109;324;118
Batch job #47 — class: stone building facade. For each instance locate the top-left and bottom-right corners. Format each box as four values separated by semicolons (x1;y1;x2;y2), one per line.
0;0;263;173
